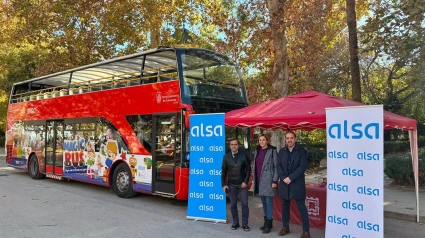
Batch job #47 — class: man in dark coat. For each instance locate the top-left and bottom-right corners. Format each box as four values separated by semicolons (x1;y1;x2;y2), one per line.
277;131;310;238
221;139;251;231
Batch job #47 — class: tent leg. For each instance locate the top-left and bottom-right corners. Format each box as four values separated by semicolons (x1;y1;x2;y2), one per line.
409;130;420;223
416;175;420;223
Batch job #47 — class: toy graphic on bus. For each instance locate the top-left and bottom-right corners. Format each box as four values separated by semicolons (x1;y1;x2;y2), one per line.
87;149;96;167
129;156;137;179
105;141;118;168
144;157;152;169
95;154;103;178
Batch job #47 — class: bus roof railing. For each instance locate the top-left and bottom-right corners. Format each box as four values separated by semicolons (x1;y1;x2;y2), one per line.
13;47;175;87
10;65;178;103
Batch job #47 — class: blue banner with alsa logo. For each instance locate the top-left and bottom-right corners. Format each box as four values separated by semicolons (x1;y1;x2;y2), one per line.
187;113;226;223
325;106;384;238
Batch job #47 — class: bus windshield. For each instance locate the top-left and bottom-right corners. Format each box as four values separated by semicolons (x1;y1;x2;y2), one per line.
180;49;247;104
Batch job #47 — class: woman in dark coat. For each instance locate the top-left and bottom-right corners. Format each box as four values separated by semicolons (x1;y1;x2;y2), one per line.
252;134;278;234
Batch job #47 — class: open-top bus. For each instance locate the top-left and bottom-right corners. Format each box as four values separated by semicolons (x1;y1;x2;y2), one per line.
5;47;248;200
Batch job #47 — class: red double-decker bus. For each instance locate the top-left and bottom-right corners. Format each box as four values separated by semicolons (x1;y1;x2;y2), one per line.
5;47;248;200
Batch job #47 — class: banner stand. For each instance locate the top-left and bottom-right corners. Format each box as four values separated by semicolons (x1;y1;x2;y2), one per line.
187;113;227;223
325;105;384;238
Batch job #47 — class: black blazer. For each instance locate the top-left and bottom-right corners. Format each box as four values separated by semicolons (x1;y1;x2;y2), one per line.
277;144;308;200
221;151;251;187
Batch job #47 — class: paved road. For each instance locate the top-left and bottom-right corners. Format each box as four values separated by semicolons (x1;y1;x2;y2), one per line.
1;157;424;238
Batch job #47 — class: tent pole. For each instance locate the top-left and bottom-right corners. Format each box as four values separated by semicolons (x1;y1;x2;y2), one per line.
417;173;420;223
415;130;420;223
415;130;419;223
409;130;420;223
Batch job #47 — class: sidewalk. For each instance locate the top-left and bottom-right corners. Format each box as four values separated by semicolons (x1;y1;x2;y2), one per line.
384;187;425;223
306;168;425;223
1;148;423;224
0;149;10;174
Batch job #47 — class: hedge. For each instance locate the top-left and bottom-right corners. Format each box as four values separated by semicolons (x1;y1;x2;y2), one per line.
384;152;425;186
301;138;425;154
382;139;425;154
307;148;326;169
384;141;410;154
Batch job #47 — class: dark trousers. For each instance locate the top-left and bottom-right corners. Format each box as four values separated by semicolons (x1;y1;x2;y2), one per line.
281;199;309;232
228;184;249;226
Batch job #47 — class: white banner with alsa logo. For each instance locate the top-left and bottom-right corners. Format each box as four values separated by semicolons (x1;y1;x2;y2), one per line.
325;106;383;238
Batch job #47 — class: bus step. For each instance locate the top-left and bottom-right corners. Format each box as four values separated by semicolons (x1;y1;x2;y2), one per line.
153;191;175;198
46;173;64;181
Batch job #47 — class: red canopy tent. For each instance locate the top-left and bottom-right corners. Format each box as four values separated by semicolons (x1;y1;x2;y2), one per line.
225;91;420;222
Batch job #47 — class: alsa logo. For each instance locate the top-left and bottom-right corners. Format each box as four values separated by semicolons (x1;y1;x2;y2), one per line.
191;124;223;137
342;167;364;177
327;215;348;225
342;201;364;211
357;186;380;196
357;220;380;232
328;150;348;159
328;120;380;139
328;183;348;192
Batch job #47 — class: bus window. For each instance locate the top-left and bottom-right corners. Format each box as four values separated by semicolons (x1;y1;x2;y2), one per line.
63;118;128;154
180;49;247;105
126;115;153;153
11;83;30;103
142;51;177;84
96;118;128;155
64;121;95;151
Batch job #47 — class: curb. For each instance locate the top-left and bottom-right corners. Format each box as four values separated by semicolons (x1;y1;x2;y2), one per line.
384;210;425;223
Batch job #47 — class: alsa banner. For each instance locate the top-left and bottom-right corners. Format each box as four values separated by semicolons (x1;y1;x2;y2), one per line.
187;113;226;223
325;106;384;238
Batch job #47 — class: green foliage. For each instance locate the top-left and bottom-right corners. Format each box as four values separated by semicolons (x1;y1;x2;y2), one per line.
297;130;327;148
307;148;327;169
0;90;7;131
384;137;425;154
361;0;425;130
385;151;425;186
0;44;44;93
384;141;411;154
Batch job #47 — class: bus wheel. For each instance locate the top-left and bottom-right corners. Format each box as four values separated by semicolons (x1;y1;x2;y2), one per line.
112;163;136;198
29;155;45;180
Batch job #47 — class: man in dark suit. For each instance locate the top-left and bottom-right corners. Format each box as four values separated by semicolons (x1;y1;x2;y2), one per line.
277;131;310;238
221;139;251;231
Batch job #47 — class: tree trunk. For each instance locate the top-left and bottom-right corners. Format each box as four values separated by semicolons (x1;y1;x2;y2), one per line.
270;129;285;150
150;27;160;48
266;0;288;150
346;0;362;102
266;0;289;98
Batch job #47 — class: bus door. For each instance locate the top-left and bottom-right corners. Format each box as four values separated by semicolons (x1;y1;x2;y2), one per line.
45;120;64;175
152;114;177;195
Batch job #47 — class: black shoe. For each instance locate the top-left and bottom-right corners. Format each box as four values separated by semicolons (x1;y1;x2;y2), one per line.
242;225;250;231
231;224;240;230
262;218;273;234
